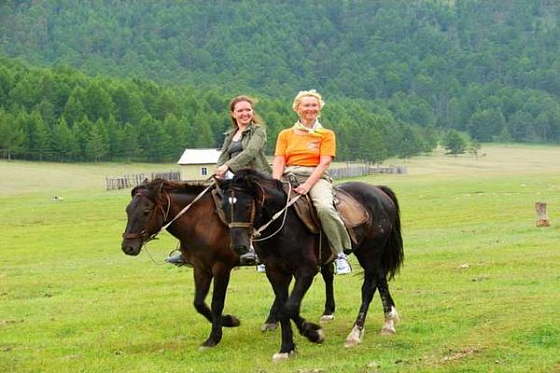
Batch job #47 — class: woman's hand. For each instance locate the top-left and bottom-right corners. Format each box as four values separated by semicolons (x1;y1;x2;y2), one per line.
294;182;312;195
215;164;229;179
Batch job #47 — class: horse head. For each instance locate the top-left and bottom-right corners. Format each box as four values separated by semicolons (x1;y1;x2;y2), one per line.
217;172;258;257
121;179;167;256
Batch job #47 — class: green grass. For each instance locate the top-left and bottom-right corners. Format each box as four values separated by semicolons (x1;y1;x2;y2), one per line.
1;145;559;372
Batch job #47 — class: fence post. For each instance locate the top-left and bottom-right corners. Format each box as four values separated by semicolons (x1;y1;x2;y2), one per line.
535;202;550;227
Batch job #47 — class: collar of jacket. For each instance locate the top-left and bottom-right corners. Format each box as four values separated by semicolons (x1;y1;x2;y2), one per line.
223;122;258;136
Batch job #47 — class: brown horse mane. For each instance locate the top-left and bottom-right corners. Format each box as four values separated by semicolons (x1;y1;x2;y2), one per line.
132;178;210;198
231;169;285;204
233;168;282;188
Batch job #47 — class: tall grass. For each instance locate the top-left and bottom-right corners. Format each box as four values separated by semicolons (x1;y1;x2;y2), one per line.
1;145;559;372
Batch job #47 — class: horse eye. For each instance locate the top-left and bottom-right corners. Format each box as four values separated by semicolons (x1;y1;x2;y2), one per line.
143;209;151;215
228;196;237;204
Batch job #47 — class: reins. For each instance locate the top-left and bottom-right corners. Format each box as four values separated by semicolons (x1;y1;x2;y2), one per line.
152;180;216;240
252;182;302;242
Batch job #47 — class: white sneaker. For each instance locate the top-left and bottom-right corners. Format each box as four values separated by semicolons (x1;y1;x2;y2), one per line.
256;264;266;273
335;254;352;275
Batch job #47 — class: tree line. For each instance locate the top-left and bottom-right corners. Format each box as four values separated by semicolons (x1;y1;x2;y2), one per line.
0;57;437;162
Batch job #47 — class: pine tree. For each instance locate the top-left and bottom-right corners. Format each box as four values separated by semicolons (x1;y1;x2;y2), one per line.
442;130;468;156
51;117;79;161
0;109;25;160
121;122;141;162
85;119;109;162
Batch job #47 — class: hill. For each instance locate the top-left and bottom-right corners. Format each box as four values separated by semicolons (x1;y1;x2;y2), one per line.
1;0;560;162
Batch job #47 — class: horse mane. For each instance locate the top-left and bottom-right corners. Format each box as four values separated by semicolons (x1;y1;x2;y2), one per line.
131;178;209;198
230;168;286;208
233;169;283;192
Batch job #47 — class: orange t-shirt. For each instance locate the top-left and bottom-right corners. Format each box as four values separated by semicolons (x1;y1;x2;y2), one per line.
274;128;336;166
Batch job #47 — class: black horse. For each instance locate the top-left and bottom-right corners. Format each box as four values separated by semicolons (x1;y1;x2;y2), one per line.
121;179;337;348
219;169;404;361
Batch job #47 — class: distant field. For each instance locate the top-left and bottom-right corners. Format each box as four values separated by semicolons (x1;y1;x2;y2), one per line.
1;144;559;373
1;143;558;196
0;161;180;196
393;143;560;176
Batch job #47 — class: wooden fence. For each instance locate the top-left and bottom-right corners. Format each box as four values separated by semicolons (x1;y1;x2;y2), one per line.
329;165;407;180
106;166;405;190
106;171;181;190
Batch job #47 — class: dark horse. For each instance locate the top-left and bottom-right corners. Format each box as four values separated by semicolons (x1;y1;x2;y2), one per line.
120;178;337;348
219;169;404;361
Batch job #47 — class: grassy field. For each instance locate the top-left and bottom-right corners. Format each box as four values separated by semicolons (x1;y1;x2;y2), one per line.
1;144;559;373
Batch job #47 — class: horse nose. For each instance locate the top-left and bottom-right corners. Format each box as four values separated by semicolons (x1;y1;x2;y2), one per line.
232;244;248;254
229;227;251;257
121;241;140;256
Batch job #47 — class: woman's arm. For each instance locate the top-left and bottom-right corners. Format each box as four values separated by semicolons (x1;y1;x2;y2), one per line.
215;131;233;178
272;155;286;180
294;155;332;194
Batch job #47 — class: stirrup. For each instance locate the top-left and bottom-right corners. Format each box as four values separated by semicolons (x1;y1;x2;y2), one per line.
165;249;184;266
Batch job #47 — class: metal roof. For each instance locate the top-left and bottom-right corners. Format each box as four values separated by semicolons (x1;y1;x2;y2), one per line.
177;148;221;165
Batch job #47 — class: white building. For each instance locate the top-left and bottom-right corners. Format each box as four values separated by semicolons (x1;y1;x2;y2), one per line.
177;148;221;181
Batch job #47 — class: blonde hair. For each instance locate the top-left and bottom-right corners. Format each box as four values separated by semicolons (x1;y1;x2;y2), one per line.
292;89;325;112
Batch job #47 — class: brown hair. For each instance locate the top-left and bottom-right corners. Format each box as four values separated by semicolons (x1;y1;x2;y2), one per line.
228;95;263;128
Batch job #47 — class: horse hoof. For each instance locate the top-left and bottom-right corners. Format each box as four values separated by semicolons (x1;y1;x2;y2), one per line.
199;339;218;350
272;351;295;362
344;325;364;348
302;322;324;344
344;339;360;348
319;314;335;323
316;328;325;343
261;322;278;332
380;326;396;335
223;315;240;327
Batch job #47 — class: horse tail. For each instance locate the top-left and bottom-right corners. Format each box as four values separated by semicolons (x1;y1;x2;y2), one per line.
378;186;404;280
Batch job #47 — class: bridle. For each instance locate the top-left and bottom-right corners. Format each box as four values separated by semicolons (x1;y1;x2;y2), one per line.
121;191;171;242
122;181;215;243
225;187;255;230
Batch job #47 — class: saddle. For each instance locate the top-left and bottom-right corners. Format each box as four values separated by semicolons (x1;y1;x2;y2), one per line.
282;184;369;244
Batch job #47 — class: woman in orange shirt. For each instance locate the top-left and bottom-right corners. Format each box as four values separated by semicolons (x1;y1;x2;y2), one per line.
272;90;352;274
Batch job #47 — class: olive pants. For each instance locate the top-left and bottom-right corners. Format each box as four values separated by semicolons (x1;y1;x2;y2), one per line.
284;166;352;255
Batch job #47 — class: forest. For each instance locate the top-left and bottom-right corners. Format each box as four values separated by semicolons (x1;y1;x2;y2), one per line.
1;0;559;162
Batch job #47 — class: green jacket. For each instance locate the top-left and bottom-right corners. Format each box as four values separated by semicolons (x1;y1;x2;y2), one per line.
217;122;272;175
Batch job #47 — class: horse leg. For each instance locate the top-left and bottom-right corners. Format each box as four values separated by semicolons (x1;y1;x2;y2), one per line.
192;266;214;324
319;263;335;322
377;275;399;335
262;296;280;332
264;263;333;330
287;272;324;344
344;267;378;348
200;266;238;349
266;268;296;362
192;266;239;327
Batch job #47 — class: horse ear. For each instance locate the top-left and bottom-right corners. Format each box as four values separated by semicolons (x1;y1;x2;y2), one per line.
214;177;223;189
155;180;164;194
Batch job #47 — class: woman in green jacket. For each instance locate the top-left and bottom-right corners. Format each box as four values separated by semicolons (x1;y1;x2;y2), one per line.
215;95;272;179
167;95;271;266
